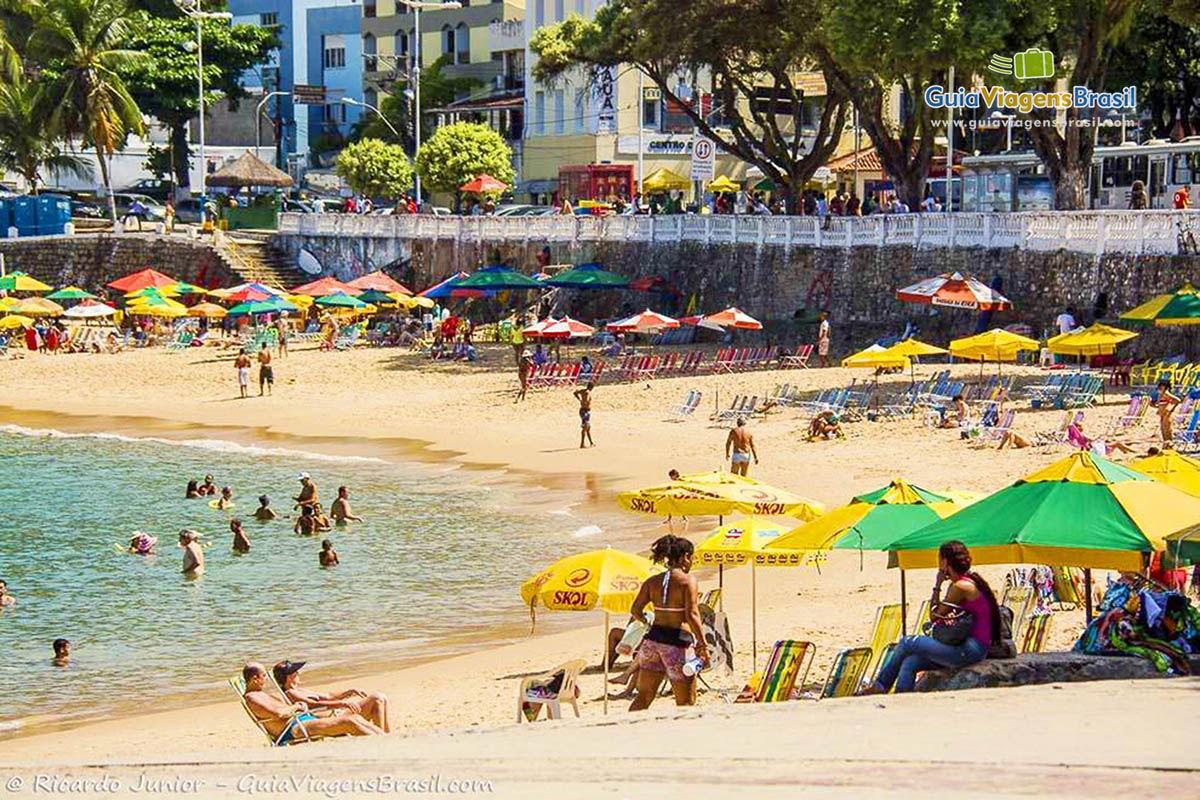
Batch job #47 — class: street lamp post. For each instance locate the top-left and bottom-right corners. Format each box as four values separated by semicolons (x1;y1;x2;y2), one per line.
175;0;232;225
398;0;461;205
340;97;402;139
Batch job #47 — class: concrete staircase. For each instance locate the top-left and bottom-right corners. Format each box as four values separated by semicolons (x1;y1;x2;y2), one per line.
215;234;307;291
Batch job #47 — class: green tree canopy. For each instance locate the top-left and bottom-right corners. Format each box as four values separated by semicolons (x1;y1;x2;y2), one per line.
414;121;514;196
0;73;92;192
335;137;413;197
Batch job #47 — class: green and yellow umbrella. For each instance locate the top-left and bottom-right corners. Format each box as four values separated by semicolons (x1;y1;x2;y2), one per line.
1120;283;1200;326
125;285;179;300
520;546;657;713
1129;450;1200;498
694;516;808;668
1164;524;1200;565
0;271;51;292
889;452;1200;571
617;470;824;521
46;286;97;301
768;479;973;554
1047;323;1138;356
166;281;208;297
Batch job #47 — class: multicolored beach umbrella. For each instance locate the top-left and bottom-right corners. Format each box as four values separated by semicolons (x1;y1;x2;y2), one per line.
226;297;297;316
224;281;287;298
1129;450;1200;497
768;479;971;553
545;263;629;290
897;272;1012;311
46;286;97;301
1047;323;1137;356
618;470;823;521
888;452;1200;570
419;272;474;299
540;317;595;339
185;302;228;319
1119;283;1200;326
355;289;397;306
0;272;51;292
223;287;271;304
125;285;178;300
455;265;543;291
165;281;208;297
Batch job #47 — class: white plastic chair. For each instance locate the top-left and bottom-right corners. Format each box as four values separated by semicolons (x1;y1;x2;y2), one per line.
517;659;586;722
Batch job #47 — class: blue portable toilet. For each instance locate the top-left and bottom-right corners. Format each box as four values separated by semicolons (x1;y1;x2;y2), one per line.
0;198;11;238
12;195;37;237
35;194;71;236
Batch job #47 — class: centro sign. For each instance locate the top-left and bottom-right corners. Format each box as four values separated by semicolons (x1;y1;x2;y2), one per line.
616;135;693;156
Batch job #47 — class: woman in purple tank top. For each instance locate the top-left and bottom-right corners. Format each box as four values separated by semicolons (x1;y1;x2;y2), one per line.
866;541;1000;694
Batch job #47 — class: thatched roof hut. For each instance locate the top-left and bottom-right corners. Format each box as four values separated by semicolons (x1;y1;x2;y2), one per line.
207;151;293;188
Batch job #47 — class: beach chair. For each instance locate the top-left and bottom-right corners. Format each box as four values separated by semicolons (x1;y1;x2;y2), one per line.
1034;410;1083;445
667;390;703;421
862;603;905;683
635;355;661;381
1051;567;1084;610
1000;583;1035;645
1020;612;1052;654
975;409;1015;444
913;600;931;634
1062;375;1103;408
228;676;334;747
779;344;813;369
737;640;815;703
517;659;586;722
165;330;194;352
1173;408;1200;450
715;396;757;426
819;647;873;699
1173;394;1197;427
1107;394;1149;437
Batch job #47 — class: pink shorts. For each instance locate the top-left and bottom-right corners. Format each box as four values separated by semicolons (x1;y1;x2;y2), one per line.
638;639;689;682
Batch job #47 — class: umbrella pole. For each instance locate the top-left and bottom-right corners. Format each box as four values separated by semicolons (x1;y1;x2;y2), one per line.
718;564;724;610
752;563;758;671
603;611;609;715
900;569;908;635
1084;569;1093;623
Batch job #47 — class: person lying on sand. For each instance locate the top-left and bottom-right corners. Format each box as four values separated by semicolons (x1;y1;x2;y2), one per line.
807;410;843;441
240;663;383;743
253;495;277;521
330;486;362;524
273;660;389;733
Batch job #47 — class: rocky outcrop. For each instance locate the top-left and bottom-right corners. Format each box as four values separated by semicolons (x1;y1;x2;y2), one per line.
918;652;1200;692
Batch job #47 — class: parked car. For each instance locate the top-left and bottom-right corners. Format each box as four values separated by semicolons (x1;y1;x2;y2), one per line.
70;198;103;218
172;197;204;224
112;193;166;220
495;204;536;216
280;196;314;214
116;179;173;202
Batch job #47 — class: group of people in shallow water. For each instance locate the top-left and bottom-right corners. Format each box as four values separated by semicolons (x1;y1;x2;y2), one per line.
605;535;1002;710
128;471;364;575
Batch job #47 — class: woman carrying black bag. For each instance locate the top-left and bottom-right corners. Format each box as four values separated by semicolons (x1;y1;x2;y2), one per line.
864;541;1001;694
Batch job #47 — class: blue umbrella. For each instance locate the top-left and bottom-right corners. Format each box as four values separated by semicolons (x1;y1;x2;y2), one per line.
419;272;473;299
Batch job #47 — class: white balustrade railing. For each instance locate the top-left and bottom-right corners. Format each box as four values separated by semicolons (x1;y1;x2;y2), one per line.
275;210;1200;256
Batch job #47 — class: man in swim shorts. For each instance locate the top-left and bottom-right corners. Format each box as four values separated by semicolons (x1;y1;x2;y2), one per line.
573;381;595;448
330;486;363;523
725;417;758;476
257;348;273;396
294;473;317;510
240;663;382;743
234;349;251;399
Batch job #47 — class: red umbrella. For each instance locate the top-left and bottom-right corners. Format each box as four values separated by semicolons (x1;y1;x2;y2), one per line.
346;271;411;295
541;317;596;339
459;174;508;193
606;309;680;333
106;268;178;292
224;287;271;303
702;307;763;330
290;276;357;297
522;317;559;338
896;272;1012;311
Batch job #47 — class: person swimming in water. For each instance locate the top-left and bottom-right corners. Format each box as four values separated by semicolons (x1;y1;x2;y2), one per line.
128;532;157;555
330;486;363;524
294;505;317;536
186;479;200;499
52;638;70;667
312;502;333;532
319;539;339;566
231;518;251;554
215;486;234;510
253;495;277;521
198;475;217;496
179;530;204;576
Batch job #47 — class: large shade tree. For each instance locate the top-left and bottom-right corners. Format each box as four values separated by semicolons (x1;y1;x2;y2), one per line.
0;73;92;192
414;121;514;202
336;137;413;198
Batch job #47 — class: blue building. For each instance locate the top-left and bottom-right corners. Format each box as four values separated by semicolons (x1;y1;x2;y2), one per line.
227;0;365;169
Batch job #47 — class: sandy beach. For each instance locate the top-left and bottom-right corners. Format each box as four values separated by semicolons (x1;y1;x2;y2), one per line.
1;342;1196;795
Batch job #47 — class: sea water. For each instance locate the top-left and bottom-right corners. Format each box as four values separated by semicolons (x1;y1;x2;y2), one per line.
0;425;601;736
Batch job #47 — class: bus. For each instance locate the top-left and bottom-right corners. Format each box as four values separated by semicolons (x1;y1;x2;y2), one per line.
960;139;1200;211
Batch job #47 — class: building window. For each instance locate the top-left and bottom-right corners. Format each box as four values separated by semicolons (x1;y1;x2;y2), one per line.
535;90;545;135
364;88;378;109
642;97;659;129
324;36;346;69
364;0;376;18
455;22;469;64
326;103;346;124
535;0;544;27
442;25;454;58
554;0;563;21
363;33;377;72
259;11;278;26
573;87;585;133
554;88;564;134
395;30;409;55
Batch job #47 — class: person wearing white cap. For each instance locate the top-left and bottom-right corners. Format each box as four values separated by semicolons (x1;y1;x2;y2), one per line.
294;473;317;511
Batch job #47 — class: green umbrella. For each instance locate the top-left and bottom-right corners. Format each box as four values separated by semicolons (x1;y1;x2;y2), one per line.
227;297;297;316
47;286;98;301
455;265;543;291
888;451;1200;572
315;292;367;309
1119;283;1200;326
168;281;208;296
545;263;629;290
752;178;776;192
356;289;396;305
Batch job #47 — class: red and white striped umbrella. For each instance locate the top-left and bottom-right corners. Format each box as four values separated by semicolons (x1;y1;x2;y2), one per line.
701;306;763;330
896;272;1012;311
522;317;559;337
541;316;596;339
606;309;680;332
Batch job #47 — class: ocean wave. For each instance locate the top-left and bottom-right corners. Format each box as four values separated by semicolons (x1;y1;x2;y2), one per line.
0;424;388;464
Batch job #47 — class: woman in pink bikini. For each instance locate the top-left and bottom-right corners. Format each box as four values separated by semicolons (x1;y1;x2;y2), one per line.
866;540;1000;693
627;534;709;710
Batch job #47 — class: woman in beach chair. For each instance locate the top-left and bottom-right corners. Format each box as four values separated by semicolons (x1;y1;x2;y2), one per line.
239;663;383;744
273;660;390;733
807;410;843;440
863;541;1000;694
626;535;709;710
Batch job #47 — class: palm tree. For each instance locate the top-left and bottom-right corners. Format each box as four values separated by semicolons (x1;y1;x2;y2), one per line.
30;0;146;224
0;75;92;193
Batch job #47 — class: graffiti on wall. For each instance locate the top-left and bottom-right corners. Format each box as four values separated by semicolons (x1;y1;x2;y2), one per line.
280;236;411;282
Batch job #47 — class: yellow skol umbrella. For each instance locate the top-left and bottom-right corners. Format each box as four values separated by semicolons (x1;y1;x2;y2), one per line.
641;167;692;193
13;297;64;316
0;314;34;329
1047;323;1138;357
1129;450;1200;497
841;345;910;371
617;470;823;521
887;339;948;358
285;294;314;308
130;303;187;318
694;517;808;668
950;328;1039;361
707;175;741;193
520;546;657;713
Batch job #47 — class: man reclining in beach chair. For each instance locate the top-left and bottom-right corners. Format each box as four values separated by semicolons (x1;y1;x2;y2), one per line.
273;660;390;733
237;662;384;745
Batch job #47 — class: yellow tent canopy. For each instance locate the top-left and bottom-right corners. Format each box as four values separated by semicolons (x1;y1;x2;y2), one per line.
707;175;741;193
641;168;692;193
1047;323;1137;357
